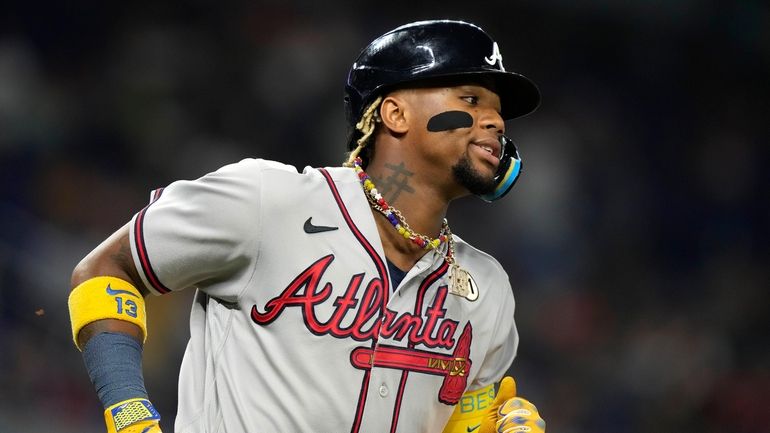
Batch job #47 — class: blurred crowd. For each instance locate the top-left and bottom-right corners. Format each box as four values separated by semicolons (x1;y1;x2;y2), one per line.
1;1;767;432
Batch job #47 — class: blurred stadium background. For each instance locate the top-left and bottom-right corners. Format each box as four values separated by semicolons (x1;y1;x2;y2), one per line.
1;1;767;432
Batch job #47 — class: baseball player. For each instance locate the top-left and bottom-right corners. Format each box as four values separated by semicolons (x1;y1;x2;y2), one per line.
69;20;546;432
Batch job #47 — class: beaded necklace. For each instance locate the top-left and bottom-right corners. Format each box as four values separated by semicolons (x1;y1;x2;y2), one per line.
353;157;449;251
352;157;478;300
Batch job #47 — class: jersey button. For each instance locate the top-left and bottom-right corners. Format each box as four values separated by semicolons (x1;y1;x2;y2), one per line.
378;384;389;397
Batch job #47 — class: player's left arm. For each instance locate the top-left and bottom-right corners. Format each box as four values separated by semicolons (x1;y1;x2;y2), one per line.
442;376;545;433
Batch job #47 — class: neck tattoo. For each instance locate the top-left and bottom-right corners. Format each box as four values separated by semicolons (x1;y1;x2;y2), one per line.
352;157;478;301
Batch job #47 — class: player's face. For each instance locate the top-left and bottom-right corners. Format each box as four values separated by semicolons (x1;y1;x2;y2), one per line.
402;84;505;196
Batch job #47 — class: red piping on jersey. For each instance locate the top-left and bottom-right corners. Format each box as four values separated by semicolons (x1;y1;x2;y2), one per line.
389;370;410;433
389;260;449;433
133;188;172;294
318;168;390;433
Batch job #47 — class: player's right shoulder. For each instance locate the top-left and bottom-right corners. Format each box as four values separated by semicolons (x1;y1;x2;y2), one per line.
205;159;346;195
154;158;302;206
200;158;302;187
218;158;300;176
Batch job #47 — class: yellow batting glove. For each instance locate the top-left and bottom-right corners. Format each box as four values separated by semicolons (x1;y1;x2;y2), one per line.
479;377;546;433
479;376;516;432
104;398;162;433
496;396;546;433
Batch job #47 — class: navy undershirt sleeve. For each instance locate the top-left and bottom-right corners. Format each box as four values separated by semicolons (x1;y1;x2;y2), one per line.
82;332;149;408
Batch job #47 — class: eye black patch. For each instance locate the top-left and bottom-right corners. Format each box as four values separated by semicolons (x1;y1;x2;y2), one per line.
426;110;474;132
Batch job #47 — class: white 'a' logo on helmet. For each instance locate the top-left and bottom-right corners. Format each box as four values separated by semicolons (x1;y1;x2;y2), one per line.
484;42;505;71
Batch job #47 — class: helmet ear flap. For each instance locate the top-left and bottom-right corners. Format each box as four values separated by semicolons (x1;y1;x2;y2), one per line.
479;135;522;202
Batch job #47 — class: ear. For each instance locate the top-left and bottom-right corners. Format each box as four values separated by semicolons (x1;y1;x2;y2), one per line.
379;94;410;134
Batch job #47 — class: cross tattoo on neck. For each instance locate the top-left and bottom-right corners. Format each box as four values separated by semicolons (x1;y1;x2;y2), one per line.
376;162;415;204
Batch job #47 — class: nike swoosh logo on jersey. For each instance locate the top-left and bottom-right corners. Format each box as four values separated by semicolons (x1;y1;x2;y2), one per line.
303;217;338;233
467;424;481;432
105;284;138;297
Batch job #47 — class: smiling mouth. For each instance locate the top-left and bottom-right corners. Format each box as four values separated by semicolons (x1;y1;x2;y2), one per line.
477;143;496;156
472;139;501;160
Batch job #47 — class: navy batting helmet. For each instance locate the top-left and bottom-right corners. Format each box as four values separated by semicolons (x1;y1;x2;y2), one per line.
344;20;540;135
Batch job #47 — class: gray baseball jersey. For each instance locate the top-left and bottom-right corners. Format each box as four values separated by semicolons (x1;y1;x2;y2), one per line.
128;158;518;433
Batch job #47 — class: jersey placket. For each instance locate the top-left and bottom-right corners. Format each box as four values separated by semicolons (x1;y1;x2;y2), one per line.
361;252;451;433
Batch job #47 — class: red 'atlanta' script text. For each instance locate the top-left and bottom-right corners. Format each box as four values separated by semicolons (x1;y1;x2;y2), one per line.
250;254;459;349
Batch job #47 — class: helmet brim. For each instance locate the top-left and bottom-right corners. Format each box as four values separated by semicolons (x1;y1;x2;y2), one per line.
485;70;541;120
412;70;541;121
370;69;541;122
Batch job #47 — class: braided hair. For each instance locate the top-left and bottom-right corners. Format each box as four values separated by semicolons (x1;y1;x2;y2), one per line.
343;96;383;168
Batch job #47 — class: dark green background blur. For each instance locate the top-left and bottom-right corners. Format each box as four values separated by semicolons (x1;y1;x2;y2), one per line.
1;1;767;432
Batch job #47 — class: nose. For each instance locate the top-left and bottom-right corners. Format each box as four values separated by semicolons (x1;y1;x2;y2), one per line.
479;108;505;133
